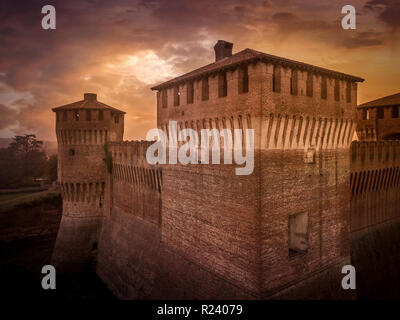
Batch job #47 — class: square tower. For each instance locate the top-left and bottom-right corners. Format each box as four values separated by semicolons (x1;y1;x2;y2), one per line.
150;41;364;298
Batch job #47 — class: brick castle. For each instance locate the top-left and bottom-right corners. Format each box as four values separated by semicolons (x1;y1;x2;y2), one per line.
51;41;400;299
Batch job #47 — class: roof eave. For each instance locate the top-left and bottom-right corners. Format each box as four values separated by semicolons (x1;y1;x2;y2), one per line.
150;56;364;91
51;105;126;114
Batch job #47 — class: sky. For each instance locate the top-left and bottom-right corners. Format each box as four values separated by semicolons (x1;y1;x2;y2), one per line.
0;0;399;141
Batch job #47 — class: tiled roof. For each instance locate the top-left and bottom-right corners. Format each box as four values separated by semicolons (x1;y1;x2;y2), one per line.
52;99;125;114
151;48;364;90
358;92;400;108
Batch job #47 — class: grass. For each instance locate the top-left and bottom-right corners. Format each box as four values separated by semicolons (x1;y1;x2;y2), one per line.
0;190;62;214
0;192;35;202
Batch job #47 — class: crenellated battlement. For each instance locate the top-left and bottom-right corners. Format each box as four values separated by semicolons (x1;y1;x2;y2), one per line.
159;113;355;151
350;141;400;232
351;140;400;169
56;128;110;145
109;140;154;165
60;181;105;204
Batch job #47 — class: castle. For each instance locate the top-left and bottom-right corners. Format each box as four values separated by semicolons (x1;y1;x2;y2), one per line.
356;92;400;141
51;41;400;299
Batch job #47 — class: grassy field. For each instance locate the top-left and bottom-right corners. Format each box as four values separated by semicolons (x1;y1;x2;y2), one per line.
0;192;35;202
0;189;61;214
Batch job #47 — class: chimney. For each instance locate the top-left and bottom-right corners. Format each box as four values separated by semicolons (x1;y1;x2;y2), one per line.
84;93;97;101
214;40;233;62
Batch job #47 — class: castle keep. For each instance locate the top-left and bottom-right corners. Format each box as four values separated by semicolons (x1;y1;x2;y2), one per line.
52;41;400;299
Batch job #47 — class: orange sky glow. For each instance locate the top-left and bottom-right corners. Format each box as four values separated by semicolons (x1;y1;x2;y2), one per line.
0;0;399;142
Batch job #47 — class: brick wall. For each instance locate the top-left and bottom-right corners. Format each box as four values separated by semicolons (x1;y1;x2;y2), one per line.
350;141;400;232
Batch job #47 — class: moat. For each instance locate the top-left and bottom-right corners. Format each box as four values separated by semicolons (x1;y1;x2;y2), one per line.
0;189;399;299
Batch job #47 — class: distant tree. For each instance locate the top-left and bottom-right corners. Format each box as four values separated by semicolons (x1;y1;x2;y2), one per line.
0;134;47;188
8;134;44;155
46;154;58;182
0;148;16;187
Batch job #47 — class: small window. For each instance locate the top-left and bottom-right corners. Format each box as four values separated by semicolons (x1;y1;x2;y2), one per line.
377;108;384;119
86;110;91;121
69;148;75;156
162;89;168;108
272;65;281;93
289;212;309;256
392;106;399;119
362;109;368;120
187;82;194;104
290;69;298;95
218;72;227;97
238;65;249;94
63;110;67;121
306;72;313;97
98;110;104;120
173;86;180;106
334;79;340;101
74;110;80;121
114;114;119;123
321;76;327;99
346;81;351;103
202;78;209;100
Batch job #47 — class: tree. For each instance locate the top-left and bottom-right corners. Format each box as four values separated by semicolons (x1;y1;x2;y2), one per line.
0;148;16;187
46;154;58;182
0;134;47;188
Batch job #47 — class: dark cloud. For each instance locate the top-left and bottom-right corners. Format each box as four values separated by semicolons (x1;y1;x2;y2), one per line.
271;10;386;49
340;31;385;48
0;0;397;140
364;0;400;28
0;104;18;130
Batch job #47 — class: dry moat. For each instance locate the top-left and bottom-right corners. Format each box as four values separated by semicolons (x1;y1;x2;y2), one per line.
0;189;114;300
0;188;399;299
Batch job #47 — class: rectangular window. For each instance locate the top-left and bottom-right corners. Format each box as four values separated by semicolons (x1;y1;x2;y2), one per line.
346;81;351;103
290;69;298;95
321;76;327;99
362;109;368;120
162;89;168;108
114;114;119;124
63;110;67;121
392;106;399;118
238;65;249;94
377;108;384;119
187;82;194;104
98;110;104;120
289;212;309;256
202;78;209;100
173;86;180;106
334;79;340;101
218;72;227;97
86;110;91;121
306;72;313;97
74;110;79;121
272;65;281;93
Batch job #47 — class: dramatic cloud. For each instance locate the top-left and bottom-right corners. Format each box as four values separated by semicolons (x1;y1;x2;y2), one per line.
0;0;398;141
364;0;400;28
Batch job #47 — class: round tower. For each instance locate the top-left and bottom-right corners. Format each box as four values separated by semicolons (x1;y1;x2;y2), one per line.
51;93;125;272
